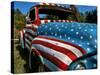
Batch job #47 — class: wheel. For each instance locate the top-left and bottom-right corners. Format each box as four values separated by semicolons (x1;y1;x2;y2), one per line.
69;61;86;70
29;52;45;72
73;63;86;70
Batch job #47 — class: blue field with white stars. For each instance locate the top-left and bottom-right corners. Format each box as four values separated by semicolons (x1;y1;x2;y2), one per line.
37;22;97;53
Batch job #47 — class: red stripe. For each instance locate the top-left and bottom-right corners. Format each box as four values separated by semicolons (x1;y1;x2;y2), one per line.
31;48;41;57
37;36;86;54
43;3;46;5
25;31;37;37
44;20;48;23
38;49;68;70
32;40;77;61
26;26;37;32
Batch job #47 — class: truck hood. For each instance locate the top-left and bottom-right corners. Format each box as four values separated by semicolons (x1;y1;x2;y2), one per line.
37;22;97;53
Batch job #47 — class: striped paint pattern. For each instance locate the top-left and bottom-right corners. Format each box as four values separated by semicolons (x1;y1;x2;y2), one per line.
39;3;66;8
25;19;74;49
31;36;86;71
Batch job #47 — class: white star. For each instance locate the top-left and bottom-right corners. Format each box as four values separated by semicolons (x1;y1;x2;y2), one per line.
60;35;62;38
80;36;83;39
55;24;58;27
83;60;87;63
64;34;67;37
95;39;97;43
76;32;79;35
90;35;92;39
79;27;81;29
90;29;93;31
58;29;61;31
49;28;52;30
55;33;57;36
72;40;75;43
71;29;74;32
51;33;54;35
45;26;47;28
68;37;70;40
87;42;90;45
79;44;82;47
87;48;90;51
84;29;87;32
56;27;59;29
94;45;97;48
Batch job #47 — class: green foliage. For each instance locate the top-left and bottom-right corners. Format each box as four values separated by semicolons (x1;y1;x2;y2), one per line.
85;9;97;24
69;5;97;24
14;8;26;30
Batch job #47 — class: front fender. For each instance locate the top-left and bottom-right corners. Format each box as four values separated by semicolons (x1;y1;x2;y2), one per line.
68;51;97;70
30;46;44;65
19;29;25;49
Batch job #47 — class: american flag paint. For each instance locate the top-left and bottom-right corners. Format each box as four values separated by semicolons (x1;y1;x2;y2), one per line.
24;22;96;71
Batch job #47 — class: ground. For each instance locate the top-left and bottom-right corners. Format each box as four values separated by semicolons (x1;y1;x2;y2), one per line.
14;40;31;73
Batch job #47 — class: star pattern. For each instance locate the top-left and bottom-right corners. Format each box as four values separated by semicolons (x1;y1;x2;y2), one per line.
37;22;97;53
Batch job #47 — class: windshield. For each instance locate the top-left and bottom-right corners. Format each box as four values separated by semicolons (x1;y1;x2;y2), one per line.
38;8;73;20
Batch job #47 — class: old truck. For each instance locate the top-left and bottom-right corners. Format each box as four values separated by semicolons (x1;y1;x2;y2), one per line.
19;3;97;72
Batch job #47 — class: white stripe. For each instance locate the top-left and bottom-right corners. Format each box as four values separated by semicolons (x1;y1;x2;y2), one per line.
20;31;23;38
32;44;72;65
67;20;69;22
35;7;37;20
63;20;65;22
34;38;83;57
33;24;38;29
47;20;51;22
20;31;24;48
25;38;31;45
23;29;25;33
11;39;19;41
53;20;56;22
25;43;30;50
46;3;50;5
26;29;37;35
39;3;44;5
25;33;33;41
59;20;61;22
41;20;45;24
26;24;32;27
51;3;56;6
43;58;62;71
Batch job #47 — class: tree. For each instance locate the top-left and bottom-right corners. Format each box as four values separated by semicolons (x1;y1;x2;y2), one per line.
85;9;97;24
14;8;26;30
69;5;80;22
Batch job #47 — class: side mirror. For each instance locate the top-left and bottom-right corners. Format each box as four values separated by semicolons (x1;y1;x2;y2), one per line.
26;16;31;24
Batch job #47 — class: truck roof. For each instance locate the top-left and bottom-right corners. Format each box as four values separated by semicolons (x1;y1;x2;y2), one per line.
30;3;73;13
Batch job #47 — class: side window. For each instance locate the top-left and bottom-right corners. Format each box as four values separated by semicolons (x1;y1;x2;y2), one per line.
26;9;35;24
29;9;35;21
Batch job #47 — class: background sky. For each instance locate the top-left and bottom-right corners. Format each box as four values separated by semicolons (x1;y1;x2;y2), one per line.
12;1;97;15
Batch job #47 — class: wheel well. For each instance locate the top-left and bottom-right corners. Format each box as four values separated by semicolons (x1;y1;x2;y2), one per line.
30;47;44;65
